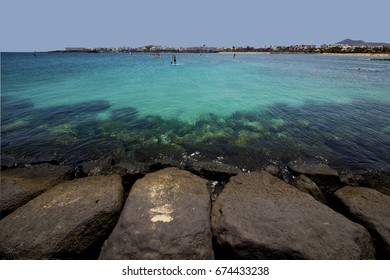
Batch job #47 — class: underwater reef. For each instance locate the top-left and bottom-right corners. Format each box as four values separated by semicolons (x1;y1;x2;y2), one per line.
1;96;390;172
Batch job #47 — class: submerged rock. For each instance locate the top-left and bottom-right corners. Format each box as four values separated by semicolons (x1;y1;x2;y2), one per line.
37;100;110;122
99;167;213;260
270;118;286;130
0;175;124;259
236;130;261;146
212;171;375;259
111;107;139;120
243;121;265;132
288;161;338;177
334;186;390;259
0;164;73;219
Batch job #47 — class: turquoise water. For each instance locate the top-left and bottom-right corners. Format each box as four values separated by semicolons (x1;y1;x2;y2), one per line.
1;52;390;170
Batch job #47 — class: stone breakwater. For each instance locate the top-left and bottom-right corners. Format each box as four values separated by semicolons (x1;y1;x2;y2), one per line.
0;159;389;260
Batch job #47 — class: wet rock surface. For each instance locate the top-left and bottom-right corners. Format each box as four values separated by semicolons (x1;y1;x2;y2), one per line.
334;186;390;259
212;171;375;259
0;175;124;259
99;167;213;260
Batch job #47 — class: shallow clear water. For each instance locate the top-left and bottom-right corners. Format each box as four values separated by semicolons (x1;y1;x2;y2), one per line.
1;52;390;170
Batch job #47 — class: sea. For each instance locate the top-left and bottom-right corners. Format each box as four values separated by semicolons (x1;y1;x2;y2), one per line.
1;52;389;171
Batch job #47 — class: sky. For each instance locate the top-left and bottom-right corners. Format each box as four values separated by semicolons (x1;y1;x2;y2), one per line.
1;0;389;52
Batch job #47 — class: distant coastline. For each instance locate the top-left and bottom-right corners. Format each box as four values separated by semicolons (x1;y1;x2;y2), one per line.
49;39;390;55
47;49;390;59
220;52;390;57
49;48;390;57
49;49;390;55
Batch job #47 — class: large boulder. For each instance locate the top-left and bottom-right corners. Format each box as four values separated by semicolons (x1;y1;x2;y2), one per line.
212;171;375;259
0;164;73;218
0;175;124;259
99;167;213;259
334;186;390;259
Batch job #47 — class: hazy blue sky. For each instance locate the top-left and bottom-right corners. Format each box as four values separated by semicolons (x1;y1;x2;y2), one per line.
1;0;389;51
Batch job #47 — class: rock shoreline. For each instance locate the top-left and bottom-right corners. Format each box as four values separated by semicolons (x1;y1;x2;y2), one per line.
0;159;389;260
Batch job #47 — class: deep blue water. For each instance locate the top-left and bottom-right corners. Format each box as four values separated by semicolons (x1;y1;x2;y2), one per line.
1;52;390;170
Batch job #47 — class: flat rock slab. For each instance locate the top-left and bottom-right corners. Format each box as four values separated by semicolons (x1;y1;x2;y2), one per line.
0;164;73;218
99;167;213;260
212;171;375;259
335;186;390;259
0;175;124;259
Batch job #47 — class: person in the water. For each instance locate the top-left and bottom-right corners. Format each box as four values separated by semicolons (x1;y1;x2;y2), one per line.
172;55;177;65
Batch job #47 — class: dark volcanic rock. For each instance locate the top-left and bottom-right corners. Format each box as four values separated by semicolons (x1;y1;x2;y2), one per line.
185;161;242;181
334;186;390;259
99;167;213;260
339;171;390;196
288;161;341;195
116;161;149;175
288;161;338;176
212;171;375;259
81;158;127;177
264;164;283;179
292;175;326;204
0;175;124;259
149;158;180;172
0;164;73;218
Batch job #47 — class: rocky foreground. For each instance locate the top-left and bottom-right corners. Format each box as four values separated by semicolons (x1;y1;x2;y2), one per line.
0;159;389;260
